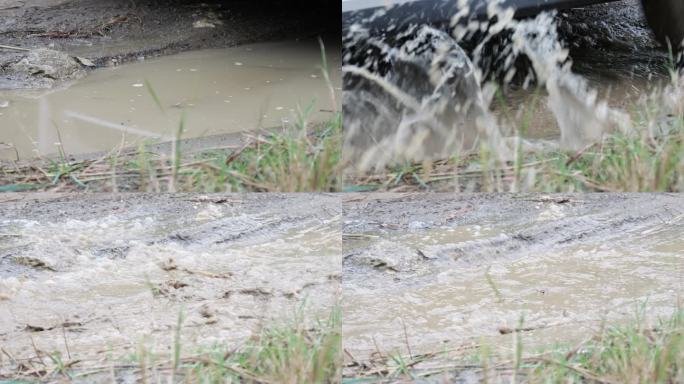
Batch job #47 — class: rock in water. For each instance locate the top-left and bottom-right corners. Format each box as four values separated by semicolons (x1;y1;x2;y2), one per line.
10;48;86;88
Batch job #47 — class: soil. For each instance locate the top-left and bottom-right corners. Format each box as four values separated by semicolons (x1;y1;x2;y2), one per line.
559;0;666;80
0;0;337;89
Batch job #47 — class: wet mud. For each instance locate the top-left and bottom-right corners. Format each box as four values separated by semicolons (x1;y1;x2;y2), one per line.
0;0;337;89
343;193;684;359
2;193;683;379
560;0;665;81
0;193;341;375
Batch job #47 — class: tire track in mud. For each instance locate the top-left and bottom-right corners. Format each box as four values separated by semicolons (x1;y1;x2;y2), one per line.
0;193;341;370
342;194;684;358
0;194;342;308
0;193;340;274
443;205;679;265
343;194;684;288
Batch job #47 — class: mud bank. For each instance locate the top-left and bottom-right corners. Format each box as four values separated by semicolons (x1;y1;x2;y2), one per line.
0;193;341;377
0;0;337;89
343;193;684;360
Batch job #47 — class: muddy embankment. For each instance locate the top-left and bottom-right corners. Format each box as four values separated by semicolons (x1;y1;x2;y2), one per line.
343;193;684;361
0;193;341;376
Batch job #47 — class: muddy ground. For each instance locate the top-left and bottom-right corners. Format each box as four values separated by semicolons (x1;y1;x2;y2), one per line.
0;0;337;89
343;193;684;367
0;193;340;379
559;0;665;81
1;192;683;380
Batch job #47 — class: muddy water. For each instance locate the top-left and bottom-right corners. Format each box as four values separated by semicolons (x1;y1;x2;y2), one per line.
342;194;684;358
504;0;671;140
495;76;668;140
0;194;340;371
0;39;341;161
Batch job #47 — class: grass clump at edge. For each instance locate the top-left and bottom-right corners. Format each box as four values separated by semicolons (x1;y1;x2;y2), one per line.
0;112;342;193
344;94;684;193
1;308;341;384
345;308;684;384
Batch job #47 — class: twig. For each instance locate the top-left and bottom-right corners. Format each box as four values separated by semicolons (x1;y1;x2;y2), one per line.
565;142;598;166
0;44;30;52
529;357;618;384
61;323;71;361
400;318;413;360
1;347;18;367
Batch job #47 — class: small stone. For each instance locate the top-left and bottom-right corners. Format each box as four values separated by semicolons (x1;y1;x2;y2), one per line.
11;48;86;87
74;56;96;67
193;19;216;28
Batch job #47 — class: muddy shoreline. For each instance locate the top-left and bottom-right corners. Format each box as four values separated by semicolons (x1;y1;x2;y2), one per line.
0;0;341;165
0;0;338;89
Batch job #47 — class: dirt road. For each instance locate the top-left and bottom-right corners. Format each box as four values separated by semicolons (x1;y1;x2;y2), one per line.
0;193;341;378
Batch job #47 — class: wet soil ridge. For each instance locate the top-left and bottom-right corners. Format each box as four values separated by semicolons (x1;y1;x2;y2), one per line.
0;193;339;273
0;0;334;89
343;193;683;285
0;193;340;375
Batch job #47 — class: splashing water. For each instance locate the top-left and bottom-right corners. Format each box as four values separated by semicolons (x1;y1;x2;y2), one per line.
342;0;632;171
343;26;492;170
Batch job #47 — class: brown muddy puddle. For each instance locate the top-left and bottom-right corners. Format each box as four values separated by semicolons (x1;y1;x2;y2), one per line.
0;39;341;161
0;194;340;372
493;74;669;140
343;195;684;359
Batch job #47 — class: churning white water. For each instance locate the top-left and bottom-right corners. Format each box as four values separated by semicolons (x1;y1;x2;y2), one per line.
342;0;665;171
